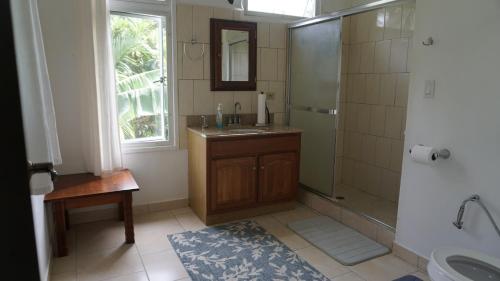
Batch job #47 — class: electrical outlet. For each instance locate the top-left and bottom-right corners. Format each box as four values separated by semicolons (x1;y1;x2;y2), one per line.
266;92;275;100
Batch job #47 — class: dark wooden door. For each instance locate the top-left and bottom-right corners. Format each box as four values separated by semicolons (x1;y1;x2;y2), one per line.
210;157;258;211
1;2;41;279
258;152;298;202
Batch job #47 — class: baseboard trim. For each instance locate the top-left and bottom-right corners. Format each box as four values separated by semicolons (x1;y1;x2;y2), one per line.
68;198;189;225
393;242;429;273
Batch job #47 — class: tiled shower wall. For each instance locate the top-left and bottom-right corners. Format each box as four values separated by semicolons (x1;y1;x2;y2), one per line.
176;4;288;148
336;2;415;202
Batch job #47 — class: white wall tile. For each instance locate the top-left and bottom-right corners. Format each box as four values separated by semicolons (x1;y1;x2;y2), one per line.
374;40;391;73
389;38;409;73
212;7;233;20
365;74;381;105
357;104;370;133
369;8;385;42
257;23;270;48
348;43;361;73
260;48;278;81
380;74;397;105
277;49;286;81
401;2;415;38
213;92;234;114
193;6;212;43
234;92;252;114
362;134;377;164
369;105;386;136
269;23;286;49
360;42;375;73
384;5;402;40
178;80;194;115
176;5;193;42
182;43;204;79
395;73;409;107
375;137;391;168
268;81;285;113
193;80;213;115
203;44;210;80
384;106;404;139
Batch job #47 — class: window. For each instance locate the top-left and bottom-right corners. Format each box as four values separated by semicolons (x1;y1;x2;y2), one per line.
245;0;316;18
110;0;174;150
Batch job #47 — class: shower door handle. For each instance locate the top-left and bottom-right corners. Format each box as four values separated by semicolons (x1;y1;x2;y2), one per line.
291;105;336;115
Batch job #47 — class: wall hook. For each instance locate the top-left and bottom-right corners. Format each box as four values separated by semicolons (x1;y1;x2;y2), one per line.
422;37;434;46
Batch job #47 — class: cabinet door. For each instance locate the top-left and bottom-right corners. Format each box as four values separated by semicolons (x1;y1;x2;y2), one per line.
210;157;257;211
259;152;298;202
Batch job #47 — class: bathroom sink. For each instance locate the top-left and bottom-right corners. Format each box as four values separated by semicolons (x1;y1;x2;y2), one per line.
228;128;267;134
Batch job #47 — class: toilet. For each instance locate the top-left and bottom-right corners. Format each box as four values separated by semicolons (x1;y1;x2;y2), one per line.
428;247;500;281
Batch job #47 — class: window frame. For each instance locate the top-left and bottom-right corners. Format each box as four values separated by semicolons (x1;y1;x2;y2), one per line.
243;0;318;20
110;0;178;153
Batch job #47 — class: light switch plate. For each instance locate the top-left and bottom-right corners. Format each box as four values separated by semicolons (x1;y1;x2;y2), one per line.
424;80;435;98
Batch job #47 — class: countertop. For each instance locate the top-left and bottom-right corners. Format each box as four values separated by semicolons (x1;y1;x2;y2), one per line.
187;125;302;138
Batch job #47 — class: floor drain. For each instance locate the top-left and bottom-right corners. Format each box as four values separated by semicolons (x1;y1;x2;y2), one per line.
335;196;345;200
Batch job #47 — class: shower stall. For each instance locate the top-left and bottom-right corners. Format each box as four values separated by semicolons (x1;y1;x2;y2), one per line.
287;0;415;227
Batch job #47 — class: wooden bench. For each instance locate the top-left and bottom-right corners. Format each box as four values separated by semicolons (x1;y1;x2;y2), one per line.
44;169;139;257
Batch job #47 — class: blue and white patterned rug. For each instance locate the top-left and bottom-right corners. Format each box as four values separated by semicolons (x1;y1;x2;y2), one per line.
167;220;329;281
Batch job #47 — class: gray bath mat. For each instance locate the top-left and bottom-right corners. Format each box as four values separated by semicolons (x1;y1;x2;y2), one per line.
288;216;390;266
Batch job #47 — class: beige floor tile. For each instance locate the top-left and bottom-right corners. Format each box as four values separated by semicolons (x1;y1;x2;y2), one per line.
331;272;366;281
173;211;206;231
104;271;149;281
76;244;144;281
296;246;351;279
351;254;417;281
135;232;174;255
142;249;189;281
266;224;311;250
76;220;128;254
135;210;184;237
411;271;431;281
51;254;76;275
51;272;77;281
272;206;319;225
251;215;282;230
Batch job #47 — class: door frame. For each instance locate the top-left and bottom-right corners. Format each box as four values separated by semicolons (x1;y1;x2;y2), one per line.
1;1;41;280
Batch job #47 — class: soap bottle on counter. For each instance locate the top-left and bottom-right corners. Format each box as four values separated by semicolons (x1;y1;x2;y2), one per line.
216;103;224;129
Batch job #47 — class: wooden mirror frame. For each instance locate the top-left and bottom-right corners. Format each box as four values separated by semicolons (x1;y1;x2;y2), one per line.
210;18;257;91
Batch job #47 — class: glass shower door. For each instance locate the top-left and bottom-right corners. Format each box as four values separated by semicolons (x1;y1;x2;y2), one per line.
288;19;341;196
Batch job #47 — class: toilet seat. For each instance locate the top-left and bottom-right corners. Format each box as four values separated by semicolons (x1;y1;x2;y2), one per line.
428;247;500;281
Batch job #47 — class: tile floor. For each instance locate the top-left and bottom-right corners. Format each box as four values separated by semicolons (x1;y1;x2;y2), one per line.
50;203;428;281
333;185;398;227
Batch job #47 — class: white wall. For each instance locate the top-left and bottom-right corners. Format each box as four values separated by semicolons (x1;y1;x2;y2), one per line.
396;0;500;258
38;0;189;206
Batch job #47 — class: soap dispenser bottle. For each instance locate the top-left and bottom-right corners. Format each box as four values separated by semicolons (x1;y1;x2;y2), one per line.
216;103;224;129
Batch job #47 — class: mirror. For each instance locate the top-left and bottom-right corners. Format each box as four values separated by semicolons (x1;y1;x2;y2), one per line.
211;19;257;91
221;29;249;81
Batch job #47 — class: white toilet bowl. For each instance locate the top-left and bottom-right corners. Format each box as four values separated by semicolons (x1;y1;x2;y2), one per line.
428;247;500;281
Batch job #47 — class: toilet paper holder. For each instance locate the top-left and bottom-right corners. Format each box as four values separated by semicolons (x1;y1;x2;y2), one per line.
409;146;451;161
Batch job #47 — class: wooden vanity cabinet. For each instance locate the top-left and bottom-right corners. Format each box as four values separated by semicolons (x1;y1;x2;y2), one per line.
188;131;301;225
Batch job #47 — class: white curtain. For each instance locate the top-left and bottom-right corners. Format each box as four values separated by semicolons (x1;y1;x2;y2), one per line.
82;0;123;175
11;0;62;195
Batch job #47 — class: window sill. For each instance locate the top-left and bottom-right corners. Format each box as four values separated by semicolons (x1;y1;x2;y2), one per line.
122;141;178;154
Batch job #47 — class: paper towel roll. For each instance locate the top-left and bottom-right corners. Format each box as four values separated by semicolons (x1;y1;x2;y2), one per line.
257;92;266;125
410;145;438;164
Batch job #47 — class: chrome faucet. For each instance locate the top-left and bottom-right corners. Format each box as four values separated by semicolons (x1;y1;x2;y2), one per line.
232;102;241;125
453;194;500;238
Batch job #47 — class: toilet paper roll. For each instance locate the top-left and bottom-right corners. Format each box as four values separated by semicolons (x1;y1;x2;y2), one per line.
410;145;438;164
257;92;266;125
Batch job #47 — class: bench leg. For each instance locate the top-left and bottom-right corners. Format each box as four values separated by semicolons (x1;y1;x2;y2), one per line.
118;202;124;221
65;209;70;230
122;192;134;243
53;201;68;257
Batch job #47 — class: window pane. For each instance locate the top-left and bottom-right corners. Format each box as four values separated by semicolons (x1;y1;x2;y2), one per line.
247;0;315;18
110;13;166;142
